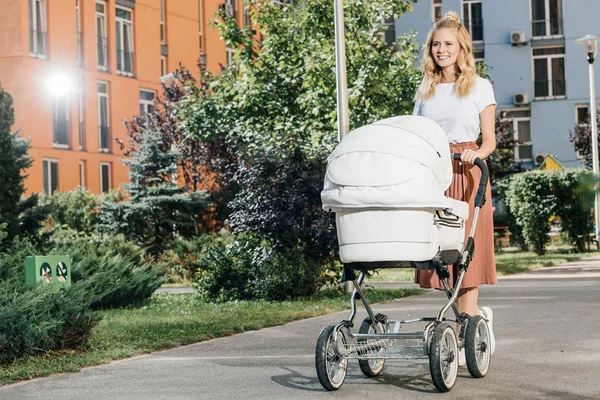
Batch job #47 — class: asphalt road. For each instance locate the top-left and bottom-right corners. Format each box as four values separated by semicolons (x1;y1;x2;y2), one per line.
3;258;600;400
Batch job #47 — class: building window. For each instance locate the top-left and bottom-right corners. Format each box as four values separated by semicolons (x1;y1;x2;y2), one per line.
100;162;111;193
473;49;485;66
383;17;396;47
462;0;483;41
78;77;85;150
52;96;70;148
160;0;166;44
43;159;59;195
225;0;237;21
140;90;155;115
272;0;293;7
503;109;532;162
98;82;110;152
531;0;562;38
198;0;204;52
161;56;167;76
29;0;47;57
533;47;565;99
116;6;134;76
76;0;83;66
226;47;235;65
433;0;442;23
96;1;108;70
576;104;589;126
79;160;86;188
243;0;251;29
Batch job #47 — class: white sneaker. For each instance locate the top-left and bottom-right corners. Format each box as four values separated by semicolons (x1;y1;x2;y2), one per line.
459;347;466;366
480;306;496;355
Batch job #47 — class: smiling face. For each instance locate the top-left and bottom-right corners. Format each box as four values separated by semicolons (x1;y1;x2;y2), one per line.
431;28;460;70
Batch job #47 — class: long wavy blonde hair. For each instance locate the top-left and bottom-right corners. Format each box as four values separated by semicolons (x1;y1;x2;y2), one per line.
416;11;477;101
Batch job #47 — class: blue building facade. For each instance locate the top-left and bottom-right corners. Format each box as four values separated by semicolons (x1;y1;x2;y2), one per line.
397;0;600;168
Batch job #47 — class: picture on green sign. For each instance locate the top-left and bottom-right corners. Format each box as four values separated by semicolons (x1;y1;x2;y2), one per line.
57;261;68;283
40;262;52;283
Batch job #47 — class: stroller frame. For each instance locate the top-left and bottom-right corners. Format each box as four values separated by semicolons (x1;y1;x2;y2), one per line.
315;155;492;393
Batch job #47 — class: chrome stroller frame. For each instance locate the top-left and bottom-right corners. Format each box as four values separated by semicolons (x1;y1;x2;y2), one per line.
315;155;492;393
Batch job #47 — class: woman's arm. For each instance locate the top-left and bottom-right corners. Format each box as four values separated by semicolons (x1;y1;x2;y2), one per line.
460;104;497;164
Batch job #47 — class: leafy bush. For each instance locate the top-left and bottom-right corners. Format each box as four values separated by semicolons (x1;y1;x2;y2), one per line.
505;169;594;255
228;146;338;267
45;228;164;308
39;188;122;235
194;234;332;301
0;282;99;365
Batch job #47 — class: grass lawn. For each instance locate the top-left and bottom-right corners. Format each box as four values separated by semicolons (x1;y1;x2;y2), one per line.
0;287;423;385
368;248;600;281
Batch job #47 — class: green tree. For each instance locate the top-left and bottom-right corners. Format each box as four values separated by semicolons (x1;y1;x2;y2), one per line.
99;119;211;254
179;0;420;267
569;109;599;169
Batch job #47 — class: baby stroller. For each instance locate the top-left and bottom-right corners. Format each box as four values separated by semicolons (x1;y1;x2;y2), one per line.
315;115;492;392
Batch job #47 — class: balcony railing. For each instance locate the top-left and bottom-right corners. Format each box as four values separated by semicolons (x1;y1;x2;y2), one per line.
532;18;563;37
534;79;566;98
77;31;83;66
116;49;134;75
53;119;70;147
99;125;110;151
96;36;108;70
465;19;483;42
29;29;47;57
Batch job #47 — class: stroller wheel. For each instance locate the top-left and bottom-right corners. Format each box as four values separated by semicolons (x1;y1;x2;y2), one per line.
358;314;388;377
464;315;491;378
315;325;348;391
428;323;459;392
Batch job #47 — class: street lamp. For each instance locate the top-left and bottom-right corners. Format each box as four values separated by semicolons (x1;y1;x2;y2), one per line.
47;73;73;97
576;34;600;247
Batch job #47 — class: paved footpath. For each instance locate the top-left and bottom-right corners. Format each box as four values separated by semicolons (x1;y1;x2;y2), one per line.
3;257;600;399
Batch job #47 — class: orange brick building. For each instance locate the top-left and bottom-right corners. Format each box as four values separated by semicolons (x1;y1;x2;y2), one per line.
0;0;247;195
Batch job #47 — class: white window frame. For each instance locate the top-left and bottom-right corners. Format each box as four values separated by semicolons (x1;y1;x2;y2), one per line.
76;0;83;66
139;89;155;115
532;47;565;100
97;81;110;152
198;0;204;52
502;109;532;163
530;0;563;38
473;49;484;65
78;77;85;150
160;0;166;44
225;0;236;19
161;55;167;76
43;158;59;195
243;0;251;29
96;1;108;70
79;160;86;189
575;104;590;126
116;5;134;76
226;47;235;66
52;95;70;149
29;0;47;57
462;0;482;43
100;162;112;193
432;0;442;23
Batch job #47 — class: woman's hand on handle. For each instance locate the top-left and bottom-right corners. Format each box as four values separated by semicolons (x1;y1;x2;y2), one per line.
459;148;485;165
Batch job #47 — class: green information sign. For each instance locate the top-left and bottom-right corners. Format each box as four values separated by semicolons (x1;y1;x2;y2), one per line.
25;256;72;288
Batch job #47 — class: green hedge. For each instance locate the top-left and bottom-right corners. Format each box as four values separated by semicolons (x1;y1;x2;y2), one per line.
505;169;594;255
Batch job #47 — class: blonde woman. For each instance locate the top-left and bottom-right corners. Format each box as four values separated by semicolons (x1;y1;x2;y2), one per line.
412;11;497;364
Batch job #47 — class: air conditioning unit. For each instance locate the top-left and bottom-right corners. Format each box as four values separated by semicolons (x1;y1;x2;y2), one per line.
534;153;548;166
514;92;529;106
510;31;527;45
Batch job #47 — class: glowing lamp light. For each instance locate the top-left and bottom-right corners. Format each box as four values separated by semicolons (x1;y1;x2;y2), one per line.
47;73;73;97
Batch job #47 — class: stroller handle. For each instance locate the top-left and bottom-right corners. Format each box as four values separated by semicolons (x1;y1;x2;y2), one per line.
452;153;489;208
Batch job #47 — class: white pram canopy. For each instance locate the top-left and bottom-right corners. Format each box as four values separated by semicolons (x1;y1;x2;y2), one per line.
322;115;464;216
321;115;469;264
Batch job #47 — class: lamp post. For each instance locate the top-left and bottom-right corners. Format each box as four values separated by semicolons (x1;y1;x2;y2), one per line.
333;0;351;291
576;34;600;247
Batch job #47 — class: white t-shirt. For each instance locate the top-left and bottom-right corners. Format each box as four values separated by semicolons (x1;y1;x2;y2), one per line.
412;77;496;144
